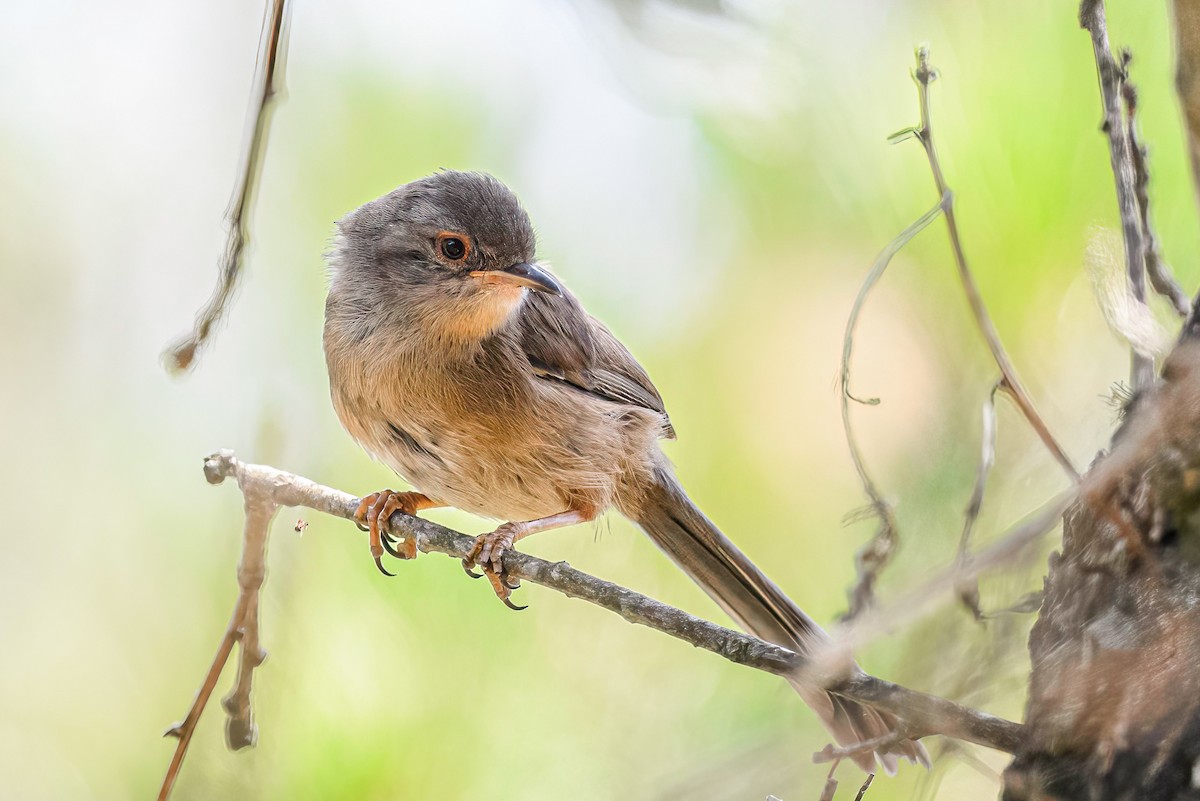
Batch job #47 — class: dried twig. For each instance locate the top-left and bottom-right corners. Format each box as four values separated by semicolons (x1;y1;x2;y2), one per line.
818;490;1075;669
840;196;949;618
1080;1;1154;389
162;0;291;374
892;46;1080;480
815;729;912;767
160;449;1027;796
157;479;276;801
854;773;875;801
1173;0;1200;211
1122;69;1191;317
954;379;1002;619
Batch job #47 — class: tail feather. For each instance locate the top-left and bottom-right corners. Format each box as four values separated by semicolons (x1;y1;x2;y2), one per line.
633;467;929;774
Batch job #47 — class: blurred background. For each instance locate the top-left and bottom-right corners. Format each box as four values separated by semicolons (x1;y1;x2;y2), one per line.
1;0;1196;799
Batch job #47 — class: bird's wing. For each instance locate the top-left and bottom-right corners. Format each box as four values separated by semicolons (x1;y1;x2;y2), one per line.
516;289;675;438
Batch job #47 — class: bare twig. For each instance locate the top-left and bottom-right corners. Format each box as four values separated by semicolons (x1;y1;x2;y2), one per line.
1079;1;1154;389
815;729;912;767
818;763;839;801
158;484;277;801
1122;71;1190;317
166;449;1026;780
954;379;1002;619
840;195;949;618
162;0;291;374
1173;0;1200;212
894;47;1080;480
854;773;875;801
819;490;1075;668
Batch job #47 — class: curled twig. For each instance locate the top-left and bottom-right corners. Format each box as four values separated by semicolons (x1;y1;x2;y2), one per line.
162;0;291;374
840;196;949;618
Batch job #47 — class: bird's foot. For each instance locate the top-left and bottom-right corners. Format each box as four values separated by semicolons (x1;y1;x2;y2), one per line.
354;490;427;576
462;522;527;611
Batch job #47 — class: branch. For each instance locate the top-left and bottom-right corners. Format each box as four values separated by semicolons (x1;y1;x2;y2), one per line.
162;0;291;374
954;378;1003;620
1173;0;1200;213
1080;1;1154;390
157;476;275;801
900;47;1080;481
819;490;1075;668
158;450;1027;798
840;195;949;618
1122;70;1190;317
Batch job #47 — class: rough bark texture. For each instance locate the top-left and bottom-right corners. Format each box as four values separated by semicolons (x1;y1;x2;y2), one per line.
1003;336;1200;800
1175;0;1200;211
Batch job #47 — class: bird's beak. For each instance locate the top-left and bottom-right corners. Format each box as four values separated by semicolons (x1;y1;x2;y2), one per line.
470;263;562;296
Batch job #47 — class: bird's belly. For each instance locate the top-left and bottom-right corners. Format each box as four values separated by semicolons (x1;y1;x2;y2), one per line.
354;410;606;523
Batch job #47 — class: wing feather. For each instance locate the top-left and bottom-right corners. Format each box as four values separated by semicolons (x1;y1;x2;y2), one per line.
516;288;675;438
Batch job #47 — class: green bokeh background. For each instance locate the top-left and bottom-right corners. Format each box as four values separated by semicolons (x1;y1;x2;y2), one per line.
2;1;1195;799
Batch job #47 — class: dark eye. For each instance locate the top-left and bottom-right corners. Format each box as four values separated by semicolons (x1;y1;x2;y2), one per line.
440;237;466;260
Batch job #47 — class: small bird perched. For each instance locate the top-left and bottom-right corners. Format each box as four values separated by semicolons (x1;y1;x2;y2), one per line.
322;170;927;773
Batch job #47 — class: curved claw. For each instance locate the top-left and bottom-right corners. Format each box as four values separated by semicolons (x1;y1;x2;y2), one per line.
374;556;395;577
502;575;521;591
462;564;484;579
502;596;528;612
354;520;369;533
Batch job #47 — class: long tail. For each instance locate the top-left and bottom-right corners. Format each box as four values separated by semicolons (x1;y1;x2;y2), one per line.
633;467;929;774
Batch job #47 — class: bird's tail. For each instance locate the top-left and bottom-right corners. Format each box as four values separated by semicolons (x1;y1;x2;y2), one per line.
632;467;929;774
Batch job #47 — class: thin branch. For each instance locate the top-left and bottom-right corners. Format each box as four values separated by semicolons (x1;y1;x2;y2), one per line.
162;0;291;374
158;486;276;801
1122;71;1190;317
840;195;949;618
954;379;1002;619
1172;0;1200;213
904;47;1080;480
165;449;1026;780
818;489;1075;669
815;729;912;767
1079;1;1154;390
854;774;875;801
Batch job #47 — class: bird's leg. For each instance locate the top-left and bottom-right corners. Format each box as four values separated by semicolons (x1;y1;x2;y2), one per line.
353;490;441;576
462;508;595;610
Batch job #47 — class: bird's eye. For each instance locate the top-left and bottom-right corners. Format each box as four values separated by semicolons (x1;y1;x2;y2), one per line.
438;234;468;261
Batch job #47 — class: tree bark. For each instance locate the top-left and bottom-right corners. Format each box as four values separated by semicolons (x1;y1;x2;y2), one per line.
1003;334;1200;799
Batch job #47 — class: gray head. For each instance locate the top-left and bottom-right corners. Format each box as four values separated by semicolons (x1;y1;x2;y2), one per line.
327;171;562;344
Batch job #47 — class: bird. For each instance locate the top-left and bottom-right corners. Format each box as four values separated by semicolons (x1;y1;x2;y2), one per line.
322;169;928;773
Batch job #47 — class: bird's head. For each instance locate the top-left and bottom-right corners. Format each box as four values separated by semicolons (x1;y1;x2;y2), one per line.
328;170;561;344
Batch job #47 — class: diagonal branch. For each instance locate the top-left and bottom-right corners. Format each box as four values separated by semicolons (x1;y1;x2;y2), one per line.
1122;70;1191;317
904;46;1080;481
159;449;1026;798
162;0;291;374
1079;0;1154;390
